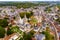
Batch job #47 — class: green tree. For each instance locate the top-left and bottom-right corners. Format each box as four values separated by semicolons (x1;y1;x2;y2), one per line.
26;12;33;18
45;7;51;13
7;26;20;35
11;26;19;33
30;17;37;25
42;27;54;40
19;12;26;18
7;28;14;35
20;11;33;18
19;30;35;40
0;19;8;27
0;26;5;38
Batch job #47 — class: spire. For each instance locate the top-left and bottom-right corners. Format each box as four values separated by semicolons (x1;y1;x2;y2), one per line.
23;14;27;23
24;14;26;19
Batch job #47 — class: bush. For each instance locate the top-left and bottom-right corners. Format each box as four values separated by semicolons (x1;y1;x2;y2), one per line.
0;26;5;38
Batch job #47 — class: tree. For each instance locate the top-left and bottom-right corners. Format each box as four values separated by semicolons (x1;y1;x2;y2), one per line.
26;11;33;18
30;17;37;25
19;30;35;40
0;26;5;38
11;26;19;33
19;12;26;18
0;19;8;27
44;7;51;13
7;26;19;35
42;27;54;40
20;11;33;19
26;12;31;18
7;28;14;35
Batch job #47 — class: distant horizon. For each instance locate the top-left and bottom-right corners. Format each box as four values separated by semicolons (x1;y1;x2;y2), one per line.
0;0;60;2
0;0;60;1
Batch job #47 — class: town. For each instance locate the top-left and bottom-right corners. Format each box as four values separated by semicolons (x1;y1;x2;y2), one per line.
0;1;60;40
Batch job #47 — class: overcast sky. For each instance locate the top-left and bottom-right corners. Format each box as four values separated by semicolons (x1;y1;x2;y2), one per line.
0;0;60;1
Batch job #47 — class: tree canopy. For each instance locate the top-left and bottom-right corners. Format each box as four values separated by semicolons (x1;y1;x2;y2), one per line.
19;11;33;18
0;26;5;38
0;19;8;27
42;27;54;40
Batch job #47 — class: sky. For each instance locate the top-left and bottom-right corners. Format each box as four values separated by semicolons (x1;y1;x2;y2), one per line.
0;0;60;1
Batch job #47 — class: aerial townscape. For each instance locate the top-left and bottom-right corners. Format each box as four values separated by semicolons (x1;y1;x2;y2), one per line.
0;1;60;40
